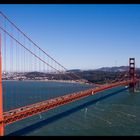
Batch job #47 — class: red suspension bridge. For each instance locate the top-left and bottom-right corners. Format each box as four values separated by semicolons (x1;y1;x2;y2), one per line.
0;12;139;136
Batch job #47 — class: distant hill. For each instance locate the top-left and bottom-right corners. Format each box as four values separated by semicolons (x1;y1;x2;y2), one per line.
67;66;140;73
25;72;46;78
66;69;82;73
95;66;129;72
23;66;140;84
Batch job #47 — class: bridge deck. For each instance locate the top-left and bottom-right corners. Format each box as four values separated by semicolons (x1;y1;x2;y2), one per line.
2;79;137;125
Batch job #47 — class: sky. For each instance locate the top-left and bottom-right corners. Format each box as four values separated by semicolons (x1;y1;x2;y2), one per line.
0;4;140;70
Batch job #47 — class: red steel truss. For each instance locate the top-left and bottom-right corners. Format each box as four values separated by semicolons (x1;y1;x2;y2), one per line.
2;79;138;126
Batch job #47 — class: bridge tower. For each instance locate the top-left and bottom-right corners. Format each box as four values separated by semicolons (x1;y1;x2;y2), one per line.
0;34;4;136
129;58;136;93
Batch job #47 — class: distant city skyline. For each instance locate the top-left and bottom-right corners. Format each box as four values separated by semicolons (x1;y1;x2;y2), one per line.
0;4;140;70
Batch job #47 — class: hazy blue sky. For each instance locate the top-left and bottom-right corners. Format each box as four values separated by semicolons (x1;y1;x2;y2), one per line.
0;4;140;70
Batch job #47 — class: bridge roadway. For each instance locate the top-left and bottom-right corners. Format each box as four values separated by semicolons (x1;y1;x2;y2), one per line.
1;79;138;126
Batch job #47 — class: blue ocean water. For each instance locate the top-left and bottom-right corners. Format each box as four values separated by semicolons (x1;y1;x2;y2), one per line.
2;81;140;136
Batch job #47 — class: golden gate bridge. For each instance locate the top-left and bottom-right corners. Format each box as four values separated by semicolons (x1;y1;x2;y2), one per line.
0;11;139;136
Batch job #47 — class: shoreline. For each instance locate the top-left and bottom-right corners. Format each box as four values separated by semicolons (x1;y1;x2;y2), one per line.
2;79;86;84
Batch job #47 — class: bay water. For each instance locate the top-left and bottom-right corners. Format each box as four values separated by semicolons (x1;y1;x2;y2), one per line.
2;81;140;136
